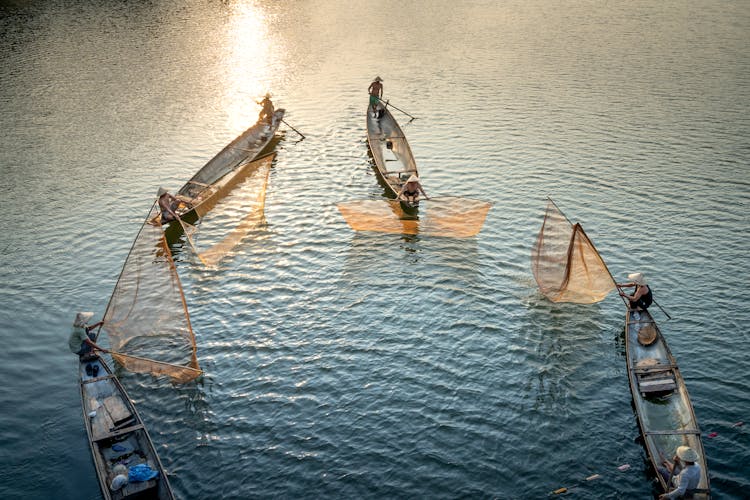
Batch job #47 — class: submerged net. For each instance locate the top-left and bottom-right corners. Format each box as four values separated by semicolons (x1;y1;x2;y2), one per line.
184;154;273;267
100;203;202;383
337;196;491;238
531;199;615;303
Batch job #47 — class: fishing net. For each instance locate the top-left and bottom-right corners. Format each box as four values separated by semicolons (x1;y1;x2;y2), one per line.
531;199;615;303
100;203;202;383
184;154;273;267
337;196;491;238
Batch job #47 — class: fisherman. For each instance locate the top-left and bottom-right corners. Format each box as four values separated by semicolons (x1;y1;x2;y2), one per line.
368;76;384;116
258;93;275;124
157;187;179;224
617;272;652;311
658;445;702;499
397;175;428;203
68;312;108;361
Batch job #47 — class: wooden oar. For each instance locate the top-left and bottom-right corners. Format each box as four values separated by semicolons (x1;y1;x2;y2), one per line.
281;119;305;140
652;298;672;320
377;97;417;121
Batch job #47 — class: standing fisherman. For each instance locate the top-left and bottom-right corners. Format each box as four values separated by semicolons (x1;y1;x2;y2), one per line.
368;76;383;116
258;93;274;124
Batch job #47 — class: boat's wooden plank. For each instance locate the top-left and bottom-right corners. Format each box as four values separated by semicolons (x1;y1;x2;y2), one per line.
644;429;702;436
120;478;158;497
93;423;145;442
631;364;676;373
82;374;116;385
639;377;675;387
639;380;677;393
102;395;132;427
91;407;115;441
185;180;211;187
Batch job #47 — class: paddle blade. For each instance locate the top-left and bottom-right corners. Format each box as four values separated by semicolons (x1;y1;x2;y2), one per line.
337;196;491;238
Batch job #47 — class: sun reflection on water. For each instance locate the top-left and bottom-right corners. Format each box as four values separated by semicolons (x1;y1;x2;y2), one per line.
223;1;273;130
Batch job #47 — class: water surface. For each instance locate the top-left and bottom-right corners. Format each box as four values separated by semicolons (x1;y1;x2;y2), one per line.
1;1;748;498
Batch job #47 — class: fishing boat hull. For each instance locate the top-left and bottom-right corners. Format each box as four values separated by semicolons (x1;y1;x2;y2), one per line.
79;355;175;500
173;109;285;220
624;308;710;498
366;103;419;200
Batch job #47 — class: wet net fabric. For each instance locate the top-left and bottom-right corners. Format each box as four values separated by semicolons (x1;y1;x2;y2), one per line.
185;154;273;267
101;203;201;383
531;199;615;303
337;196;491;238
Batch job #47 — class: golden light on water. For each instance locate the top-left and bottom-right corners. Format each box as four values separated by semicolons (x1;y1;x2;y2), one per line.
224;1;273;129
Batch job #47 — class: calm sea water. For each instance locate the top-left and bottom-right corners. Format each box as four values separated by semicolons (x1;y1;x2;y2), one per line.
1;1;748;498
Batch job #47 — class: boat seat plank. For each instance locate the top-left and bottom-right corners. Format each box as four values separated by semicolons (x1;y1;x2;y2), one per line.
93;423;145;442
186;180;211;187
632;364;676;373
82;374;116;385
645;429;702;436
382;169;414;175
120;478;158;497
640;384;676;395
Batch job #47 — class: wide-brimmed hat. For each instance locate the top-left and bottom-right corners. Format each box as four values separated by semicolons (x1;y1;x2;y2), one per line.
406;174;420;183
638;325;657;346
74;311;94;327
676;445;699;462
157;187;168;197
627;272;647;285
374;76;383;82
264;92;272;98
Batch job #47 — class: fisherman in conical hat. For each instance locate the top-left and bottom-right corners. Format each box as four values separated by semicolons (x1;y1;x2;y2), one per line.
368;76;384;116
617;272;653;312
157;186;179;224
397;174;429;203
257;92;275;124
68;311;108;361
658;445;702;499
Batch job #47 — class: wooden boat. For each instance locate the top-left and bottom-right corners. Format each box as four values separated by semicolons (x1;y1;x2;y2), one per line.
79;355;175;500
173;109;285;221
366;102;419;208
624;308;710;498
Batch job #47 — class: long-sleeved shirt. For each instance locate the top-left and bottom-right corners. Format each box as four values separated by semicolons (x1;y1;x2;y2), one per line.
665;463;702;499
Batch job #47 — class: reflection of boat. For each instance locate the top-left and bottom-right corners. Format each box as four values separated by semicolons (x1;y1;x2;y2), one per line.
624;308;710;498
172;110;285;221
366;101;419;200
79;355;175;500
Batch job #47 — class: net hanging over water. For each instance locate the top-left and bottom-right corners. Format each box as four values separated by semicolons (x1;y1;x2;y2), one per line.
100;202;202;383
337;196;491;238
182;154;273;267
531;199;615;303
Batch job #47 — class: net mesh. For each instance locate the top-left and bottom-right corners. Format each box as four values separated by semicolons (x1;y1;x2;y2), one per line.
531;199;615;303
101;203;201;383
337;196;491;238
182;154;273;267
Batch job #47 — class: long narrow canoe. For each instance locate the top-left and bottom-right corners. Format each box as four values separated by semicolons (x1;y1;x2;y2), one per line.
624;308;710;498
79;355;175;500
366;103;418;199
180;151;276;220
175;109;285;216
